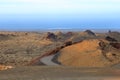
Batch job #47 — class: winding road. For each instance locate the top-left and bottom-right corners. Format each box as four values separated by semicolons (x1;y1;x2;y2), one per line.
40;54;59;66
29;40;83;66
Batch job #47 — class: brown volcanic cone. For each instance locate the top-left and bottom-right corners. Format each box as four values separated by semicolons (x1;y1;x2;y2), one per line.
57;39;120;67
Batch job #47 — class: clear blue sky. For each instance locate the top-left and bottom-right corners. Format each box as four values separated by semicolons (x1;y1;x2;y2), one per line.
0;0;120;30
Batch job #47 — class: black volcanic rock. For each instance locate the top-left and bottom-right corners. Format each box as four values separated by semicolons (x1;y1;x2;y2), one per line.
44;32;57;41
108;31;120;42
64;40;72;46
110;43;120;49
105;36;117;42
84;30;96;36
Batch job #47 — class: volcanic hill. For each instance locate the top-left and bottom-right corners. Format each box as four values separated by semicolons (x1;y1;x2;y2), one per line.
57;39;120;67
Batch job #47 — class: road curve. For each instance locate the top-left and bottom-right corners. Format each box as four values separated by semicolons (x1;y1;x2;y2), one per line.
29;40;83;65
40;54;59;66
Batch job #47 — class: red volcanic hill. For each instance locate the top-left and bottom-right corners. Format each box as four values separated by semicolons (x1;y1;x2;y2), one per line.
57;39;120;67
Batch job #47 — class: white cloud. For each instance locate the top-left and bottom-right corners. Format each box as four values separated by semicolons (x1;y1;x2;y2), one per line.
0;0;120;14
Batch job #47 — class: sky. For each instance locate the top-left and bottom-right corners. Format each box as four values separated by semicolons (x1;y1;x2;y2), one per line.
0;0;120;30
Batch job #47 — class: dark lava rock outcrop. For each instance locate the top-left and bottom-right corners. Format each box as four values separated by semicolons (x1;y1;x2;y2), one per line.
108;31;120;42
110;43;120;49
44;32;57;41
84;30;96;36
105;36;117;42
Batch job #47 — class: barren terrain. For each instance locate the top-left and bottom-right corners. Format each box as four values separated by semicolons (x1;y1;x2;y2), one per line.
0;30;120;80
0;66;120;80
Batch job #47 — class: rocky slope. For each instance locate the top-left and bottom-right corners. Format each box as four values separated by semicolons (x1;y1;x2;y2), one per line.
0;32;61;66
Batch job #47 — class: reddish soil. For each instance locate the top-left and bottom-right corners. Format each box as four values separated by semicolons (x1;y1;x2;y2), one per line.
58;39;120;67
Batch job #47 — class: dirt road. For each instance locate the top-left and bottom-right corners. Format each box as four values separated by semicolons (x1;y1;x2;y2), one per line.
40;54;59;66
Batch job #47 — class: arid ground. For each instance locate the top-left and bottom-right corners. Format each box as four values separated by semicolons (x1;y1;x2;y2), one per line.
0;66;120;80
0;30;120;80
